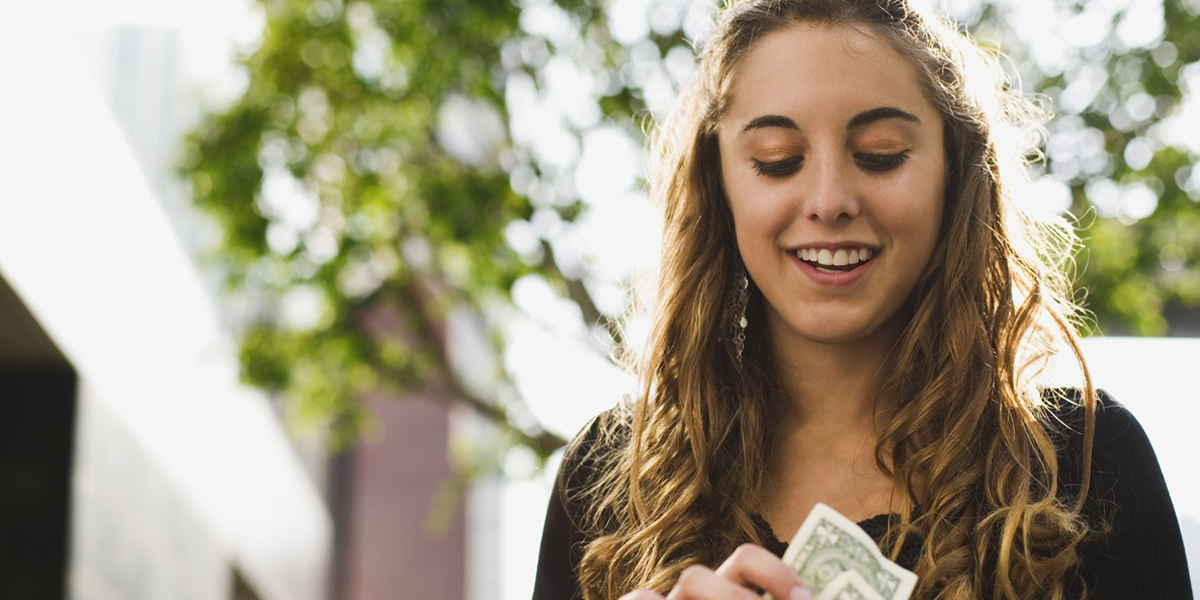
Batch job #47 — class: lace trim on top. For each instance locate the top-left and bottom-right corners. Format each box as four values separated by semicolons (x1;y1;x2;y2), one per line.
750;512;901;557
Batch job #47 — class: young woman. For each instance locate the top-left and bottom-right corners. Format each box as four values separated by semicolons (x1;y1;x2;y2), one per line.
533;0;1192;598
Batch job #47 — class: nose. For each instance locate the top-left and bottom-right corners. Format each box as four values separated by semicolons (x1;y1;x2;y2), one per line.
802;152;861;225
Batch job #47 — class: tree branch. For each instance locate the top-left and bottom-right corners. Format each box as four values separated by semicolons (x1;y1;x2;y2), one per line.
379;277;568;457
539;239;627;353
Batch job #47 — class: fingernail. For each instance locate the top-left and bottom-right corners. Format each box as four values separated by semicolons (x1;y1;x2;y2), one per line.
790;585;813;600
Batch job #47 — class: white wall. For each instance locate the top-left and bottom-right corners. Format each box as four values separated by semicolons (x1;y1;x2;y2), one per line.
0;5;331;599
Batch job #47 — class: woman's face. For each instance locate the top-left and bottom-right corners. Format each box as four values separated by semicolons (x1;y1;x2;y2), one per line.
718;23;945;350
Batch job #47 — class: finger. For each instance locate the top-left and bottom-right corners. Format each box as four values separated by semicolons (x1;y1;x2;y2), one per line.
714;544;812;600
665;565;762;600
619;591;665;600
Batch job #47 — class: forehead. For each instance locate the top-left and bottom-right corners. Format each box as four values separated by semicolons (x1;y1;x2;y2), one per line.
721;23;936;130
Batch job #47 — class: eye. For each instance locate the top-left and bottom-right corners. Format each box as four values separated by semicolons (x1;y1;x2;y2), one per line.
752;156;803;178
855;152;909;172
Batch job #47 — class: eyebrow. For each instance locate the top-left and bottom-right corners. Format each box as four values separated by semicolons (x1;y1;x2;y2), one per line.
740;106;922;133
847;106;921;128
742;115;799;132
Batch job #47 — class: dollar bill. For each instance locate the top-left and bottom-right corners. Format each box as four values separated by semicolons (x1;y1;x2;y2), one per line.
764;503;917;600
817;571;887;600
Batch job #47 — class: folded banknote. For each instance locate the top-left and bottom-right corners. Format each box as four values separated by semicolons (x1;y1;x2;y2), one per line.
764;503;917;600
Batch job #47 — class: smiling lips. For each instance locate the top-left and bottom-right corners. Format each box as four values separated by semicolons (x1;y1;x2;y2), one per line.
796;247;876;273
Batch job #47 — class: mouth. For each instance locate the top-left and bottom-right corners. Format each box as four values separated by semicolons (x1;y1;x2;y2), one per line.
795;247;876;274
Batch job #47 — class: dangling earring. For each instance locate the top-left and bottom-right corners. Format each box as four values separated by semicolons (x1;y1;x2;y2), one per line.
731;270;749;364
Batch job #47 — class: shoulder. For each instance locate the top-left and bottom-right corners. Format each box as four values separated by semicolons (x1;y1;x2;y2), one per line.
1039;387;1152;498
1040;386;1137;435
1040;387;1139;446
1039;387;1194;598
557;403;633;498
565;400;634;454
533;404;634;600
1039;387;1157;484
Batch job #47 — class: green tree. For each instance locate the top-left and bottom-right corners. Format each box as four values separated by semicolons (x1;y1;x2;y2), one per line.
182;0;1200;460
958;0;1200;335
183;0;572;457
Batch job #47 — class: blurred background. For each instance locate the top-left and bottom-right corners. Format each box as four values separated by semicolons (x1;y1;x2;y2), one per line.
0;0;1196;598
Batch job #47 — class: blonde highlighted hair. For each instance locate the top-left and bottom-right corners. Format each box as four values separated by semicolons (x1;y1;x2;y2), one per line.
570;0;1098;598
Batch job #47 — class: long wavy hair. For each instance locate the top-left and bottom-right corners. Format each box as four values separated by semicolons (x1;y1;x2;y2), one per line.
570;0;1098;598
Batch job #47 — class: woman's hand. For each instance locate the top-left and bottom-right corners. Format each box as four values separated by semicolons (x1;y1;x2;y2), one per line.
618;544;814;600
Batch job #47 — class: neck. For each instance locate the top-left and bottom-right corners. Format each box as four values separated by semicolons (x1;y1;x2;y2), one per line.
765;311;903;435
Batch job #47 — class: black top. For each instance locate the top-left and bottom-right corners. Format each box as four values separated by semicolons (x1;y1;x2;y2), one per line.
532;390;1194;599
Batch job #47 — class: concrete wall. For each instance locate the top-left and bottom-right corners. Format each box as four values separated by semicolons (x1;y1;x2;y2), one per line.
0;8;334;599
337;397;465;600
69;385;229;600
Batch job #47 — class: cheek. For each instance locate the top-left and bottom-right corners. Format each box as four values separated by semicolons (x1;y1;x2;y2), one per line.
728;184;791;255
724;161;795;235
921;164;947;246
907;207;944;271
883;160;945;245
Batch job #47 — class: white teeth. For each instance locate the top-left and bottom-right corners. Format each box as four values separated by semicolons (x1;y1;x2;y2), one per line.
798;247;874;266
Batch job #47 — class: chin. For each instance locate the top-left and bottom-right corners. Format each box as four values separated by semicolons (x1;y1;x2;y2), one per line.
800;329;875;346
784;319;874;346
778;310;903;348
